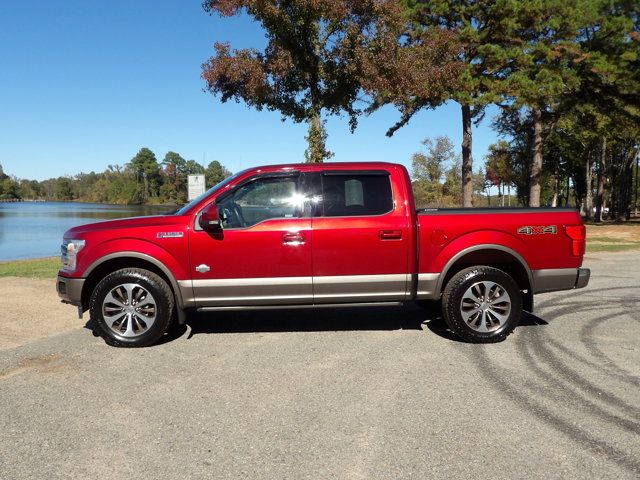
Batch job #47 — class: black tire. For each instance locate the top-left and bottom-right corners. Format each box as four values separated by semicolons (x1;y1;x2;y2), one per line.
442;266;522;343
89;268;175;347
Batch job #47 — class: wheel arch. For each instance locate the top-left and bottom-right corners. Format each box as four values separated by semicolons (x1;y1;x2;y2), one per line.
81;252;187;318
436;244;533;297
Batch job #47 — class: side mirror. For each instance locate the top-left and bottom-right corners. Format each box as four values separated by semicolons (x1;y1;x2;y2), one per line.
199;203;223;233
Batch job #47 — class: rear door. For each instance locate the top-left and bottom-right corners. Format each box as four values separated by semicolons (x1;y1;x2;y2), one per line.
311;169;411;303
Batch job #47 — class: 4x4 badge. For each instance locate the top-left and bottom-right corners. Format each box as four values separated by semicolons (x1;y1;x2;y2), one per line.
518;225;557;235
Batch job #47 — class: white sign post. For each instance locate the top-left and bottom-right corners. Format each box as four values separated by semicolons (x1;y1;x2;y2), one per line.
187;174;206;201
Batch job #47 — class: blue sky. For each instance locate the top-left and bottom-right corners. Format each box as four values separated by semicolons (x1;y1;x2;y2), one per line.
0;0;500;181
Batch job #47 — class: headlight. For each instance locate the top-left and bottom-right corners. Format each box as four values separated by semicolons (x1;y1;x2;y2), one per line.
61;239;86;272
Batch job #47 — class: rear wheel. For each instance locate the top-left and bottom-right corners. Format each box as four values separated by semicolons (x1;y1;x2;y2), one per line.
89;268;174;347
442;266;522;343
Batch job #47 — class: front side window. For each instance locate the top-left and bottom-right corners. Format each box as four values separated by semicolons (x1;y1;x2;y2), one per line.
321;173;393;217
217;175;301;228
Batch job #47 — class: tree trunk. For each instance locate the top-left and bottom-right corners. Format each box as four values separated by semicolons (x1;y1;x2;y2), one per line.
529;108;543;207
461;104;473;207
618;148;638;221
507;184;511;206
635;151;639;217
304;26;329;164
610;163;617;219
305;107;326;163
585;154;593;220
595;136;606;222
143;172;149;201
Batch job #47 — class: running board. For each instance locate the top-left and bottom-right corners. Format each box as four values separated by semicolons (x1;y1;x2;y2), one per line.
197;302;404;312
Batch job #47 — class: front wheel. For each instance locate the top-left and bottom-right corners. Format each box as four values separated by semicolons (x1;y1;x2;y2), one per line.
441;266;522;343
89;268;175;347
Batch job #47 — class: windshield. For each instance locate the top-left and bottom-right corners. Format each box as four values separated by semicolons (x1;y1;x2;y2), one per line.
175;171;244;215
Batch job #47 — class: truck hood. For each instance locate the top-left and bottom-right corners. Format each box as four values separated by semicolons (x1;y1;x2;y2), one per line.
64;215;187;237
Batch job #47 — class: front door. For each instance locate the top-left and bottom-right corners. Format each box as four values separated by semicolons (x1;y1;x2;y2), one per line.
311;169;411;303
189;172;313;306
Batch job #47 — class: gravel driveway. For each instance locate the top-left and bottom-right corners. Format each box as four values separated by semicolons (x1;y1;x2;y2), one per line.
1;251;638;479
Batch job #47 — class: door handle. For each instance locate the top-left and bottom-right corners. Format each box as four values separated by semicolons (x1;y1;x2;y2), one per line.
379;230;402;240
283;232;305;245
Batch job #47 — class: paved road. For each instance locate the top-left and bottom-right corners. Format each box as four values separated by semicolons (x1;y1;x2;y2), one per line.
1;251;639;479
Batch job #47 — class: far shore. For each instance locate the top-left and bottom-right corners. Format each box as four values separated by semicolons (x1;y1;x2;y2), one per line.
0;198;181;207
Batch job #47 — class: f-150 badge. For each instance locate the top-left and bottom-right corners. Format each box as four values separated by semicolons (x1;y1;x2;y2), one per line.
157;232;185;238
517;225;557;235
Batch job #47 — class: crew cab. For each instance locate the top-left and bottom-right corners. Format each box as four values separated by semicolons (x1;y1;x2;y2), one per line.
57;162;590;347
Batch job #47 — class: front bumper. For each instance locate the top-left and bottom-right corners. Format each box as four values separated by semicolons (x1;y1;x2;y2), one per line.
56;275;85;307
533;267;591;293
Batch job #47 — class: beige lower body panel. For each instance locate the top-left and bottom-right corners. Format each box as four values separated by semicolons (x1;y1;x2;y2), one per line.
182;273;409;307
532;268;580;293
313;274;409;303
182;276;313;306
415;273;440;300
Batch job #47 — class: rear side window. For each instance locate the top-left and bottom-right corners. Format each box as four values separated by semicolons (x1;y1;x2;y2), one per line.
321;173;393;217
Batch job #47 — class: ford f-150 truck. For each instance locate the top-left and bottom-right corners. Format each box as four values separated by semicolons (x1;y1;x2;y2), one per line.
57;162;590;347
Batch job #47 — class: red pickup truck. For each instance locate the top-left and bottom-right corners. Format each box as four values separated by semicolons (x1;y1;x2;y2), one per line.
57;162;589;347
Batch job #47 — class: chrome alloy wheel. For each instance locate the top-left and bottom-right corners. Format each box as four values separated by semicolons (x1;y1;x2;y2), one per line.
102;283;157;337
460;281;511;333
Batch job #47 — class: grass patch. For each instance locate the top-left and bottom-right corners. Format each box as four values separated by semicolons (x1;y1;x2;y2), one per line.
586;225;640;251
0;257;60;279
587;243;640;253
588;236;630;243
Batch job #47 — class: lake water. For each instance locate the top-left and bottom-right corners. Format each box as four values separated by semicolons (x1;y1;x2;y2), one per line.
0;202;176;261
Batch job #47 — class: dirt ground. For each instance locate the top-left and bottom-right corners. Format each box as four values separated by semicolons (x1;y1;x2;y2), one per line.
0;278;81;350
1;251;638;479
586;223;640;242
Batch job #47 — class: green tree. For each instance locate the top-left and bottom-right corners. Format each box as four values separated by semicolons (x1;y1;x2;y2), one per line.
0;177;20;199
411;136;459;207
472;169;489;205
567;0;640;219
492;109;535;206
202;0;408;163
495;1;599;207
491;0;640;213
397;1;526;207
443;158;462;203
162;151;187;173
52;177;74;201
18;179;42;199
129;148;161;201
161;152;188;203
205;160;232;188
74;171;101;200
184;160;206;176
485;141;515;206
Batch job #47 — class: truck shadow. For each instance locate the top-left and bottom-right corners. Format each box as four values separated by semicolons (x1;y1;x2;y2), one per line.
166;303;548;343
